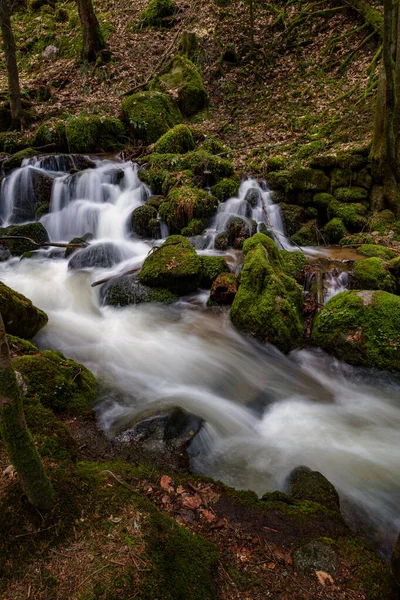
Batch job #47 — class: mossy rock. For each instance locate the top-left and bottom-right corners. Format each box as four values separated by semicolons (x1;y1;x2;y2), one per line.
279;250;307;283
357;244;397;260
180;150;234;184
279;204;305;237
354;168;372;190
160;186;217;233
138;235;201;294
201;136;232;158
3;222;49;256
333;187;368;204
153;124;195;154
131;205;160;238
33;119;68;152
121;92;182;144
352;258;396;293
64;233;93;259
230;233;303;353
388;256;400;279
6;335;39;356
3;148;38;172
0;282;48;339
225;215;256;249
268;167;329;193
151;55;207;117
291;220;319;246
287;466;340;513
293;540;337;575
322;218;347;244
210;178;239;202
309;154;340;169
209;272;238;305
214;232;228;251
312;290;400;371
13;349;97;414
138;0;177;28
66;115;125;153
199;255;229;288
328;200;367;232
101;274;178;306
368;210;396;233
146;195;168;210
181;218;206;236
266;155;286;171
24;402;78;463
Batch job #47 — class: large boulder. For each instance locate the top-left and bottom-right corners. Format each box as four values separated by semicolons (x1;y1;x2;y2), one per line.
153;124;195;154
121;91;182;144
159;186;217;233
138;235;201;294
352;257;396;293
68;242;123;270
12;349;97;414
312;290;400;371
65;115;125;153
4;222;49;256
230;233;303;353
0;282;48;339
151;55;208;117
100;274;177;306
333;187;368;204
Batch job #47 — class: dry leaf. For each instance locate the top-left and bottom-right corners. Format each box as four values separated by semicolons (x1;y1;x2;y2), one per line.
267;562;276;570
108;516;122;524
200;509;216;523
176;485;185;494
182;494;202;509
316;571;334;586
160;475;174;493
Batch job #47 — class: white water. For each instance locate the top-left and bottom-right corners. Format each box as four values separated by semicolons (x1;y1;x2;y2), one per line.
0;156;399;556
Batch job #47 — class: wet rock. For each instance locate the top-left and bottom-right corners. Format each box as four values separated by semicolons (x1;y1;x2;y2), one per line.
225;215;255;249
244;187;260;207
147;195;167;210
131;205;160;238
287;466;340;512
0;245;11;261
101;274;178;306
4;222;49;256
209;272;238;305
214;232;228;251
280;203;305;237
3;148;38;173
0;281;48;339
68;242;123;270
64;232;93;259
293;541;337;575
31;169;54;218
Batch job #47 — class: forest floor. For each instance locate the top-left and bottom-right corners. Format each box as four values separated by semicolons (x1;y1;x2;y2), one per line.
0;0;381;172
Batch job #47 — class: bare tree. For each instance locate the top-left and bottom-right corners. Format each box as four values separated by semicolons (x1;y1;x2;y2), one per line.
0;0;23;128
76;0;107;62
0;313;55;511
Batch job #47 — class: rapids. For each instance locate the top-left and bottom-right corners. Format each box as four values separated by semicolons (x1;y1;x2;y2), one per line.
0;156;399;557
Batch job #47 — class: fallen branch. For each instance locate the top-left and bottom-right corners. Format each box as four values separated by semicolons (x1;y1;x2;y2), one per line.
0;236;89;250
91;266;140;287
341;0;383;37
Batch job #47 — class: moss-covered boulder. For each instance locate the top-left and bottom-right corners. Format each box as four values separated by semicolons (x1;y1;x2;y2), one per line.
0;282;48;339
138;235;201;294
180;150;234;183
313;192;334;220
146;195;167;210
3;148;38;173
214;232;228;251
333;187;368;204
268;167;329;193
33;119;68;152
352;258;396;293
230;233;303;353
4;222;49;255
328;200;367;232
6;335;39;356
322;218;347;244
159;186;217;233
199;255;229;288
279;204;305;237
291;220;318;246
13;349;97;414
357;244;397;260
201;136;232;158
64;233;93;259
210;178;239;202
131;205;160;238
312;290;400;371
138;0;177;28
209;272;238;305
121;92;182;144
153;124;195;154
225;215;256;249
287;466;340;512
101;274;177;306
181;218;206;236
388;256;400;278
279;250;307;283
65;115;125;153
368;210;397;233
151;55;207;117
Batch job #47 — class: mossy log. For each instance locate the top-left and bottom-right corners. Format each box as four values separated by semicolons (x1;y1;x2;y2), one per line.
0;314;55;511
341;0;383;37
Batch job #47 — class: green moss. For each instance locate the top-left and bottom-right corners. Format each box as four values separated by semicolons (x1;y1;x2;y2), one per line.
180;150;234;182
331;168;350;190
328;200;367;232
65;115;125;153
121;91;182;143
357;244;397;260
368;210;397;233
154;124;195;154
138;235;201;294
6;335;39;355
131;205;160;238
12;350;97;414
181;218;206;236
322;218;347;244
138;0;177;28
210;178;239;202
102;276;178;306
0;282;48;339
266;155;286;171
199;256;229;288
279;249;307;282
160;186;217;233
287;467;340;513
24;402;78;463
312;290;400;371
201;136;232;158
352;258;396;293
2;148;38;172
268;167;329;193
4;222;49;255
279;203;305;237
32;119;67;152
333;187;368;204
291;220;319;246
151;55;207;117
230;234;303;353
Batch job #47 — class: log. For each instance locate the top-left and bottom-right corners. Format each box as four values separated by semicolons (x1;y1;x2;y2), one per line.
0;236;89;250
341;0;383;37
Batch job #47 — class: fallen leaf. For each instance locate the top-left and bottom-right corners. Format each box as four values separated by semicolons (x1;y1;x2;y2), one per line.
160;475;174;493
267;562;276;570
200;509;216;523
108;516;122;524
182;494;202;509
176;485;185;494
316;571;334;586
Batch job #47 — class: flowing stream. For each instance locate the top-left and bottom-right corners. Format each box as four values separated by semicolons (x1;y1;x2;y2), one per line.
0;155;399;557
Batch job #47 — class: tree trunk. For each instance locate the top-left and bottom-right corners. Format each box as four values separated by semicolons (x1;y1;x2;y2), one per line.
0;313;55;512
0;0;23;128
76;0;106;62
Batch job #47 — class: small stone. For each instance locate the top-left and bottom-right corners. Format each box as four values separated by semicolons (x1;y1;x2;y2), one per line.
42;45;59;60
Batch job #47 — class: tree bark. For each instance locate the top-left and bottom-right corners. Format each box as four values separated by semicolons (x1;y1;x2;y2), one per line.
0;0;23;128
0;313;55;512
76;0;106;62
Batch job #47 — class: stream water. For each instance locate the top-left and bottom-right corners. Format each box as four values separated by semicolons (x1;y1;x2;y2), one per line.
0;156;399;557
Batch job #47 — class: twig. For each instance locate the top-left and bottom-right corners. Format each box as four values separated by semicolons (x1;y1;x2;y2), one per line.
98;470;138;491
91;266;140;287
77;565;110;589
0;236;89;250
